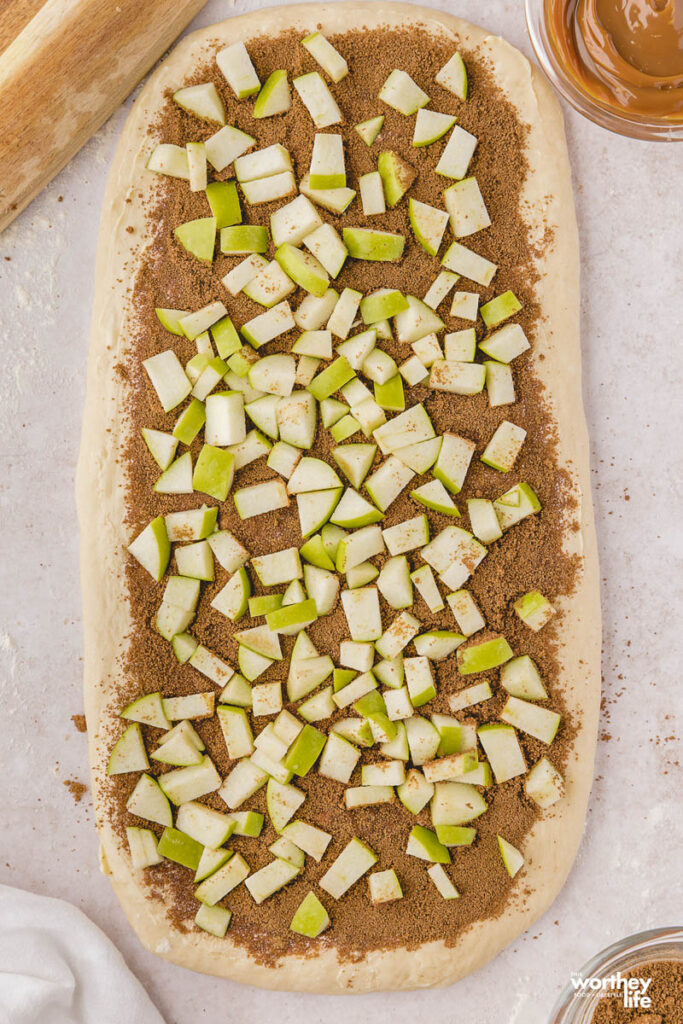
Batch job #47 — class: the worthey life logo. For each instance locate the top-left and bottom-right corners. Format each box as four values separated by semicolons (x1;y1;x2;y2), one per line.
570;971;653;1009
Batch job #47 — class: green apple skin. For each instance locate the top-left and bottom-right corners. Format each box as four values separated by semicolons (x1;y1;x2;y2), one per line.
283;724;327;775
480;290;522;328
192;445;235;501
155;307;189;335
290;891;330;937
206;181;241;228
343;228;405;262
157;826;204;870
354;115;384;145
253;70;291;118
174;217;217;264
457;635;514;674
377;151;416;208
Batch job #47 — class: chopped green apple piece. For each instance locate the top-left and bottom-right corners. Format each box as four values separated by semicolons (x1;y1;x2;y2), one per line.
241;171;296;204
331;443;376;490
435;124;477;179
126;826;163;869
271;194;323;247
143;350;191;411
478;724;526;783
107;723;148;775
282;820;332;861
424;270;459;310
498;835;524;878
252;546;302;587
407;825;450;863
127;516;170;581
422;751;477;783
217;705;254;759
457;635;513;674
442;240;496;286
153;451;193;495
146;143;189;179
162;692;214;721
365;455;414;511
397;768;434;813
195;846;231;883
126;773;172;826
431;781;487;826
446;590;485;637
192;444;234;501
374;656;405;690
293;71;342;128
189;645;235;687
296;487;343;537
277;391;318;449
341;586;382;641
500;696;561;744
157;826;203;870
195;853;251;905
158;756;221;805
408;198;449;255
436;51;468;99
302;30;348;81
219;760;268;809
375;610;420;660
411;480;459;517
481;290;522;329
222;254;268;296
220;224;268;255
319;837;377;898
211;566;250;621
283;724;327;775
299;533;335;570
248;354;296;398
121;692;170;731
429;360;486;395
175;216;216;264
382;514;429;555
467;498;503;544
233;478;289;519
514;590;556;631
253;69;291;118
393;297;444;346
180;301;228;340
525;757;565;808
355;114;384;145
142;428;178;470
292;329;333;359
481;420;527;472
299;174;357;215
493;482;541;530
413;109;456;146
369;869;403;904
359;171;386;215
378;150;416;208
404;656;437;707
450;291;480;324
290;891;330;937
205;124;255;172
444;177;491;237
216;40;260;97
343;227;405;262
207;528;249;571
174;81;225;123
175;801;235;850
379;69;429;114
435;825;476;847
206;180;241;228
276;243;329;297
444;329;477;363
152;729;203;767
432;433;475;495
195;903;232;938
336;523;384;572
376;555;412;610
479;323;530;363
428;863;460;899
500;655;548;700
330;488;382;528
410;565;445;612
287;654;333;701
309;132;346;189
448;681;492;714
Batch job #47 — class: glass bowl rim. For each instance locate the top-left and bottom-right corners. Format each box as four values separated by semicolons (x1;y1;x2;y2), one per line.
524;0;683;142
549;925;683;1023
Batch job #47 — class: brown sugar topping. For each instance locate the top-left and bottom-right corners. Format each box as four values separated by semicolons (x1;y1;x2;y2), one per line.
103;23;580;964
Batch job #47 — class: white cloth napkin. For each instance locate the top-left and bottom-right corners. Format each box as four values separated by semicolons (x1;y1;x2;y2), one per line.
0;885;166;1024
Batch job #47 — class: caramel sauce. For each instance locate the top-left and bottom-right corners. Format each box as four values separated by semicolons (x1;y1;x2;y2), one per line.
545;0;683;120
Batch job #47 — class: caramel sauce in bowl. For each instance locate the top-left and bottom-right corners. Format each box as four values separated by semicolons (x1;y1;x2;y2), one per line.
526;0;683;138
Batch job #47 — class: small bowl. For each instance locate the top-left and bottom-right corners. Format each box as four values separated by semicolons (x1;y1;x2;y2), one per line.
525;0;683;141
549;926;683;1023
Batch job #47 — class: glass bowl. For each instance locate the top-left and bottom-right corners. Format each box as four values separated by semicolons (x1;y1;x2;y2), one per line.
549;925;683;1023
525;0;683;141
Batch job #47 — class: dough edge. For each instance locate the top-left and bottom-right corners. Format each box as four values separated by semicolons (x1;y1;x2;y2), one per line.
76;1;601;993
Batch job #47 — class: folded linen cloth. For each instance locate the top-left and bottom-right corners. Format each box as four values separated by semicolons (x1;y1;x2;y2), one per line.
0;884;166;1024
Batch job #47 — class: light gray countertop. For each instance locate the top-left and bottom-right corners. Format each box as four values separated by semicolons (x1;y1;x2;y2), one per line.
1;1;681;1021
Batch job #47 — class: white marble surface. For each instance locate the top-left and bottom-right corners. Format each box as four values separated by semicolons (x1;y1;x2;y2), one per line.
1;0;681;1020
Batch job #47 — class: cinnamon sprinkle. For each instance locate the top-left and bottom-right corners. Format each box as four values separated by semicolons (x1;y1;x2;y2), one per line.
101;24;580;964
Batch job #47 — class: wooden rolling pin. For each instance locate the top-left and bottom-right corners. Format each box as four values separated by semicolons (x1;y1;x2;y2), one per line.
0;0;209;232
